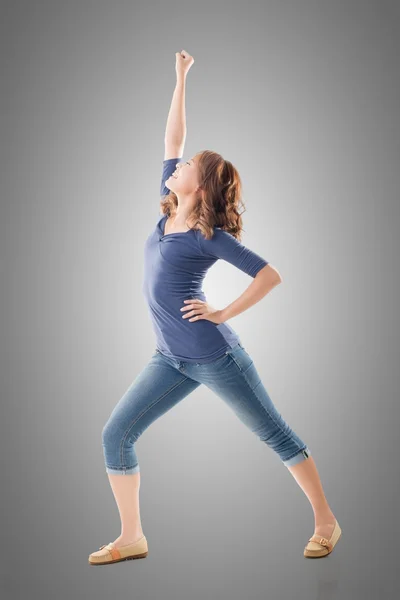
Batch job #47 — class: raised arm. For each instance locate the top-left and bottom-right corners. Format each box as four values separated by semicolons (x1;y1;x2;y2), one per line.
164;50;194;160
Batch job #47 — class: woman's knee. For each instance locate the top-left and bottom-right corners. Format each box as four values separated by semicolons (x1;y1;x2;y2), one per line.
101;417;142;450
102;420;126;450
101;420;141;474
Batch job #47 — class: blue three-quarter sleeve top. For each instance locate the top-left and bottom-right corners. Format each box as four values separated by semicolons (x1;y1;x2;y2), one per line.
142;157;269;363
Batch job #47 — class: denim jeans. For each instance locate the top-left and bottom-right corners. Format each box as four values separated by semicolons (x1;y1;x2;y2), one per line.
102;342;311;474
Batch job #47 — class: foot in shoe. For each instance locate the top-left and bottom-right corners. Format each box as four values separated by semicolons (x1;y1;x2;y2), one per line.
312;517;336;541
111;534;144;548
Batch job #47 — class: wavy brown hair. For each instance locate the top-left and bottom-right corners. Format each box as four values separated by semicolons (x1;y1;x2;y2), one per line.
159;150;247;241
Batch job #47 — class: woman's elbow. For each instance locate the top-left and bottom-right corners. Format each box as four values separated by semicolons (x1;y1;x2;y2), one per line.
257;263;282;284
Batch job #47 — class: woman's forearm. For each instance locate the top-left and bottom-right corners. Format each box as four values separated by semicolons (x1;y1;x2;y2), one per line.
165;76;187;146
220;265;282;322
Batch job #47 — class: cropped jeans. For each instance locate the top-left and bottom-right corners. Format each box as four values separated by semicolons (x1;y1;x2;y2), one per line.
102;342;311;474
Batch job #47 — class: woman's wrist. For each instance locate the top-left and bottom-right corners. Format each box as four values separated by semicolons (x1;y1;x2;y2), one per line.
220;305;232;323
176;73;187;85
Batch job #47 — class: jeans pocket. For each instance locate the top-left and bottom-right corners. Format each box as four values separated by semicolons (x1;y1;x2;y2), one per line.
230;353;261;391
193;349;233;369
227;345;254;375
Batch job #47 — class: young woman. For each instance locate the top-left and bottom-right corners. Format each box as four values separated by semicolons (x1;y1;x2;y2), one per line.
89;50;341;566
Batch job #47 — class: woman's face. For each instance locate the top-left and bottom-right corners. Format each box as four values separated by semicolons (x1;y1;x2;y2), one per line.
166;155;200;196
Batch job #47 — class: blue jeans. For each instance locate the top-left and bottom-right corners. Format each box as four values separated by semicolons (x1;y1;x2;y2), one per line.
102;342;311;474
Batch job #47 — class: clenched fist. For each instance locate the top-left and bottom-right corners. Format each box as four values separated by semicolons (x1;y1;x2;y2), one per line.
175;50;195;79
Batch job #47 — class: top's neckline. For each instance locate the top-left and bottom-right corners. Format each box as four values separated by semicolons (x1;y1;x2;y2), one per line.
159;214;195;238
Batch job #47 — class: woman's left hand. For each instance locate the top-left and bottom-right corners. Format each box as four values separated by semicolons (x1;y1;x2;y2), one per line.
180;299;225;324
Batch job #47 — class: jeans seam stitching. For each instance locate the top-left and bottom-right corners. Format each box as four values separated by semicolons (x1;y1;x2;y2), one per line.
229;354;255;382
228;358;304;459
119;376;191;468
106;464;137;470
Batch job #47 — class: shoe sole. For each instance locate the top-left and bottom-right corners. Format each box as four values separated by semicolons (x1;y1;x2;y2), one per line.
89;551;148;565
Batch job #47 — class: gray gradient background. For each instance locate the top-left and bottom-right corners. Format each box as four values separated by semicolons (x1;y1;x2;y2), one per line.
1;0;399;598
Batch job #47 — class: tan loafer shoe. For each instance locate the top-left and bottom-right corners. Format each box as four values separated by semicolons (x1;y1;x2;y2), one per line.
304;519;342;558
88;535;148;565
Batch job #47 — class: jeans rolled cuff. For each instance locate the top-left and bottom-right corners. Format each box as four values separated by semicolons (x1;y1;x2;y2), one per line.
105;464;140;475
282;446;311;467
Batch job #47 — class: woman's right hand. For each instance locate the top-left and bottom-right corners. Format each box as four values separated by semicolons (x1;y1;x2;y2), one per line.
175;50;194;79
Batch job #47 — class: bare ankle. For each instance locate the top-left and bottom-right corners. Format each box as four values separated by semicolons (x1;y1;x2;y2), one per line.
120;530;144;542
314;510;335;525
